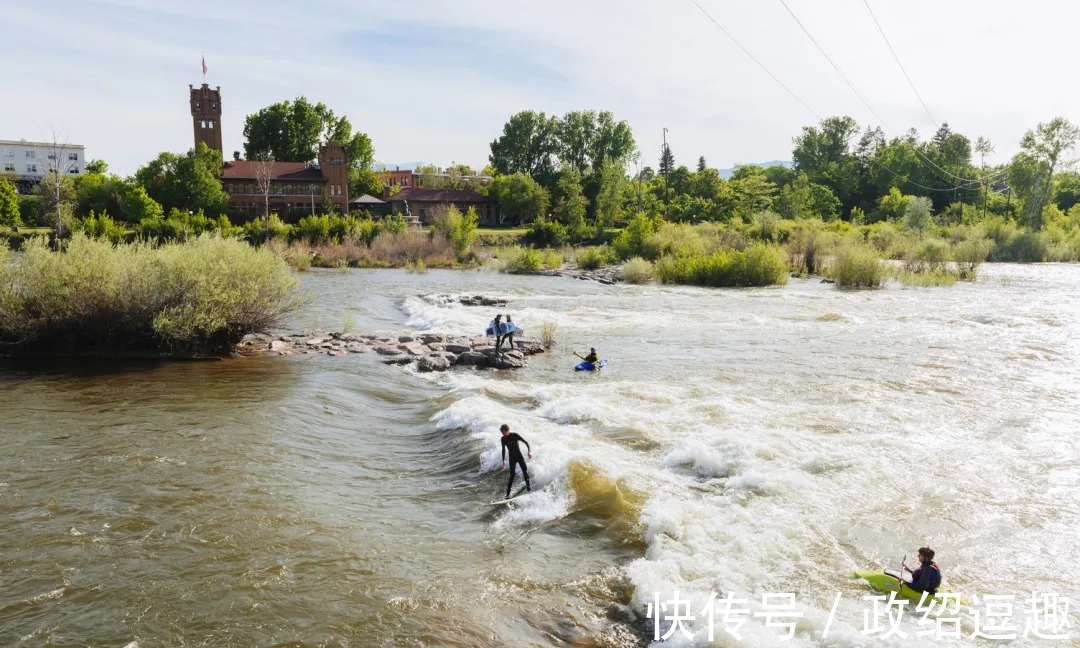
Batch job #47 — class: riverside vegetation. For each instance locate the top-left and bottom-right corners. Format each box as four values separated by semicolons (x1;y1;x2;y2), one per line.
0;234;302;358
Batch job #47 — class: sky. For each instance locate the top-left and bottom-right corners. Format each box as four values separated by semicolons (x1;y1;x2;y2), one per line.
4;0;1078;176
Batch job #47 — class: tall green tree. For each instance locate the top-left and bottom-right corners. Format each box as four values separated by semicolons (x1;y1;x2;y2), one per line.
730;170;777;220
0;177;21;227
659;144;675;176
489;172;549;224
1019;117;1080;228
594;159;628;227
242;96;374;169
696;156;707;173
551;169;590;237
134;143;229;216
488;111;559;183
792;116;861;212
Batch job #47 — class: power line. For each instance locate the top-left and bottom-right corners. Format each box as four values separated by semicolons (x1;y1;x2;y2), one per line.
777;0;985;186
689;0;822;120
861;0;937;129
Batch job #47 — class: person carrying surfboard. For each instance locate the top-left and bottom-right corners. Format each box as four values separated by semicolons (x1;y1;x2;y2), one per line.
500;424;532;499
490;314;504;352
499;314;516;353
903;546;942;595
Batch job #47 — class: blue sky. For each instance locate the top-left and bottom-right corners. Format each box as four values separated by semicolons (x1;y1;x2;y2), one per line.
4;0;1078;175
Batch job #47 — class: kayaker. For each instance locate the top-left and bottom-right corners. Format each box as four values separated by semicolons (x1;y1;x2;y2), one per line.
581;348;599;364
903;546;942;595
500;424;532;499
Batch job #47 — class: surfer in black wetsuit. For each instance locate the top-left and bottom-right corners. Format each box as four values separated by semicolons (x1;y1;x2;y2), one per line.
491;314;504;353
501;314;515;352
500;424;532;499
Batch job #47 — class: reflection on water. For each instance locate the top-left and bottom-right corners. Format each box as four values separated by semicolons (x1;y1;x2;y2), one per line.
2;266;1079;646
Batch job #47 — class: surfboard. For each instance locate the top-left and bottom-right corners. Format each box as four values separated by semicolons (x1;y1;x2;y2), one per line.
487;486;529;506
485;322;523;337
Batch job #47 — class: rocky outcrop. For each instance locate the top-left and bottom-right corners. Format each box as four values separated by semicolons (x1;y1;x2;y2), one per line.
242;330;544;372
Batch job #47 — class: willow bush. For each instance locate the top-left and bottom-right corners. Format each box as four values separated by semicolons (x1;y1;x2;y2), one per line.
0;234;302;356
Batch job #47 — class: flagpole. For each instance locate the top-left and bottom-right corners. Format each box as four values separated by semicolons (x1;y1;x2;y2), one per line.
202;52;206;84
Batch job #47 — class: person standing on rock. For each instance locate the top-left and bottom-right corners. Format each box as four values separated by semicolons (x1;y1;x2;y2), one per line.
502;314;516;352
500;424;532;499
489;314;504;353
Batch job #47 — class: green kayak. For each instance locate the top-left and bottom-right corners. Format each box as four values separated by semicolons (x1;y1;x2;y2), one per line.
853;569;959;604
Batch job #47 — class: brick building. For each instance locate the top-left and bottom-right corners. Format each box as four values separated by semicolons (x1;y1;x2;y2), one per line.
384;187;497;225
188;82;351;218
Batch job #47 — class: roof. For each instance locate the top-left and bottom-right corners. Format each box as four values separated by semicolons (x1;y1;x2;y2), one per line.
350;194;385;204
220;161;324;181
0;139;85;149
384;188;493;203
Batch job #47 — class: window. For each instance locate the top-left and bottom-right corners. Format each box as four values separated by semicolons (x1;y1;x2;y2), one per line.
68;153;78;161
196;100;202;109
47;153;56;160
3;163;13;172
211;102;217;110
25;150;35;159
4;149;12;158
69;167;79;174
27;164;37;173
208;120;215;129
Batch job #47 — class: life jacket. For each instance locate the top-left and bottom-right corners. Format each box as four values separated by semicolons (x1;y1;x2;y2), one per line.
912;562;942;594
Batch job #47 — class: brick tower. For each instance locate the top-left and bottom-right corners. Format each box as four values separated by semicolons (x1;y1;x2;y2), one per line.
318;142;350;213
189;84;222;152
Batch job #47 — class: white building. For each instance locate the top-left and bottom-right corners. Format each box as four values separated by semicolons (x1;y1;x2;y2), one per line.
0;139;86;192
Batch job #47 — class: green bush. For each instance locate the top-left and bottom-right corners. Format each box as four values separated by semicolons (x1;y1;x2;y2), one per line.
576;246;616;270
953;237;992;280
898;269;959;287
73;211;128;244
654;242;788;287
612;213;661;259
499;246;545;273
904;238;950;274
620;257;654;283
0;234;303;356
429;205;479;263
524;217;568;248
992;231;1047;262
241;213;291;244
827;243;886;288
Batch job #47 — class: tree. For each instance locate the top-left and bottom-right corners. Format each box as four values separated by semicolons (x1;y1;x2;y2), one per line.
594;159;627;227
730;172;777;220
134;143;229;216
1052;170;1080;213
489;111;559;183
975;136;995;219
252;154;276;242
551;170;590;238
489;172;549;224
34;172;76;230
697;156;707;173
903;195;934;230
242;96;374;171
1019;117;1080;229
792;116;861;212
119;185;163;222
0;177;20;227
659;144;675;176
84;159;108;174
872;187;910;223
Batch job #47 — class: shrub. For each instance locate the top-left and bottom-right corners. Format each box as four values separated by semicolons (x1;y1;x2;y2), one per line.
992;231;1047;262
612;213;660;259
428;205;479;263
904;239;950;274
576;246;616;270
620;257;654;284
497;246;560;273
898;269;959;287
0;234;302;356
953;237;991;280
524;216;568;248
653;243;787;287
73;211;128;244
826;243;886;288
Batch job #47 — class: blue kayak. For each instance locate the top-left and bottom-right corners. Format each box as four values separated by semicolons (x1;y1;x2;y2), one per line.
575;360;607;371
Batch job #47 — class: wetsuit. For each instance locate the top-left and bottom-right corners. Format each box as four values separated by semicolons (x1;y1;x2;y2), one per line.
501;433;531;498
908;562;941;595
503;320;515;351
491;318;504;351
584;352;599;364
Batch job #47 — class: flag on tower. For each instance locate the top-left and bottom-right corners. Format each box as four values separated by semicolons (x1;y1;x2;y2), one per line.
202;55;207;76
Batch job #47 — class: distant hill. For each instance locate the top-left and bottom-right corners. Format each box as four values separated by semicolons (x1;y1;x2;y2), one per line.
718;160;793;179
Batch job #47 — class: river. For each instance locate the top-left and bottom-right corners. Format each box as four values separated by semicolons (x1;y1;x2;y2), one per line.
1;265;1078;647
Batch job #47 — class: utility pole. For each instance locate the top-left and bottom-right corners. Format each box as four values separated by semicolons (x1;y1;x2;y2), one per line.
662;128;670;220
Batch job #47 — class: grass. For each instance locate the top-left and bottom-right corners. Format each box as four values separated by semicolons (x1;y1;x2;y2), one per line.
495;246;564;273
540;320;557;349
897;269;959;287
0;234;303;356
575;246;617;270
653;243;788;287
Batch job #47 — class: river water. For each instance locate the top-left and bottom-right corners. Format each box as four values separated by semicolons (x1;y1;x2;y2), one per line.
1;265;1078;647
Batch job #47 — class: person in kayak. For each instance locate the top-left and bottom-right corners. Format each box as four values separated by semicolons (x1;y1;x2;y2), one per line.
903;546;942;595
500;424;532;499
579;348;599;364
